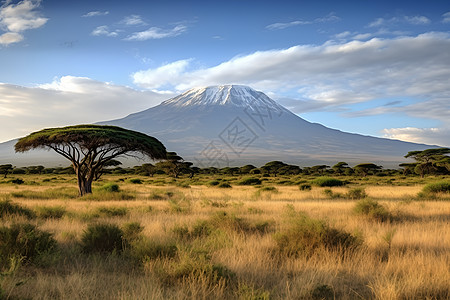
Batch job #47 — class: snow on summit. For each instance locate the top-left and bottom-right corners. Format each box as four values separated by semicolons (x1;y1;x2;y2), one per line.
161;85;288;112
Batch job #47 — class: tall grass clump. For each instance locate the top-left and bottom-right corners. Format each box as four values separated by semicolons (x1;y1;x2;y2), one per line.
98;182;120;192
312;177;344;187
353;199;393;222
346;187;367;200
34;206;66;219
273;206;361;257
0;223;56;270
0;199;35;219
80;223;124;254
419;181;450;198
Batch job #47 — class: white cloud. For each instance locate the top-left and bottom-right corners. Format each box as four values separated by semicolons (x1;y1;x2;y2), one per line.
443;12;450;23
120;15;146;26
0;76;174;142
369;15;430;27
0;0;47;45
132;59;191;89
125;24;187;41
82;11;109;17
131;32;450;139
383;127;450;147
91;25;119;37
267;12;339;30
0;31;23;45
0;0;47;32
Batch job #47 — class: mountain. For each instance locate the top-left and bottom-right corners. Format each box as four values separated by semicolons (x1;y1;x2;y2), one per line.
0;85;434;168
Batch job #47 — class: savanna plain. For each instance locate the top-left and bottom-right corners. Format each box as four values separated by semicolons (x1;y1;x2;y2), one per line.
1;173;449;299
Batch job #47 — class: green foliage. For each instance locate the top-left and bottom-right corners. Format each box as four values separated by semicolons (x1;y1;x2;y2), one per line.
34;206;66;219
238;283;271;300
0;199;35;219
346;187;367;199
312;284;334;300
353;199;393;222
312;177;344;187
0;223;57;270
273;207;361;257
238;177;262;185
207;180;220;186
80;223;124;254
121;222;144;242
129;178;143;184
99;182;120;192
96;206;128;217
217;182;232;188
299;184;312;191
421;181;450;194
10;178;24;185
10;187;78;199
130;238;177;261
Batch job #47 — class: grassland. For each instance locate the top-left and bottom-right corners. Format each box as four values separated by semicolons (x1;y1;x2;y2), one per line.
0;173;449;299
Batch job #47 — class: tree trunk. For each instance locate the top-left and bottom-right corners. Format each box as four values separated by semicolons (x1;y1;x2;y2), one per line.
76;168;93;196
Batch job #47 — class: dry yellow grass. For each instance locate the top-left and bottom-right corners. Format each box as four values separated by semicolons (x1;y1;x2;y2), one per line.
1;175;449;299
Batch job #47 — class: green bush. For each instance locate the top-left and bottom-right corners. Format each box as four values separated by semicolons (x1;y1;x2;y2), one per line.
346;187;367;199
259;186;278;192
0;199;35;219
99;182;120;192
238;177;262;185
274;208;361;257
208;180;220;186
35;206;66;219
353;199;393;222
0;223;57;270
129;178;143;184
217;182;232;188
121;222;144;242
299;184;312;191
422;181;450;194
130;238;177;260
96;206;128;217
312;177;344;187
80;223;124;254
10;178;24;185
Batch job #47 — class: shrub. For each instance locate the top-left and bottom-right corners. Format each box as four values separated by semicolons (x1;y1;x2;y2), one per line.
238;177;262;185
35;206;66;219
0;199;35;219
129;178;143;184
422;181;450;194
217;182;232;188
80;223;124;253
323;189;342;199
208;180;220;186
0;223;57;270
130;238;177;260
259;186;278;192
96;206;128;217
273;208;361;257
10;178;24;185
353;199;393;222
121;222;144;242
299;184;312;191
346;187;367;199
99;182;120;192
312;177;345;187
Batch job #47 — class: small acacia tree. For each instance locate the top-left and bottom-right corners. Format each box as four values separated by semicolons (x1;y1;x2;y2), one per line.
404;148;450;177
15;125;167;196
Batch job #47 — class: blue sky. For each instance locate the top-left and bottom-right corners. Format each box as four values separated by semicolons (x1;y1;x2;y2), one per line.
0;0;449;146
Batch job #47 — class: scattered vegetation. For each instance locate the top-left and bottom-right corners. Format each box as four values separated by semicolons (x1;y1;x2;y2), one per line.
353;199;394;222
80;223;124;254
311;176;345;187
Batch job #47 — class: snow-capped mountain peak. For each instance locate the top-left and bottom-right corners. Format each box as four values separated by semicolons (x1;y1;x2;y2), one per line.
160;85;287;112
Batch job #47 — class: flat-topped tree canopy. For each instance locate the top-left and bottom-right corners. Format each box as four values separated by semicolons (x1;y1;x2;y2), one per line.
15;125;167;195
15;125;167;160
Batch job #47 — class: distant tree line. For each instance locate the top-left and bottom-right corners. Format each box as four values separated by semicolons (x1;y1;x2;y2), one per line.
3;147;448;179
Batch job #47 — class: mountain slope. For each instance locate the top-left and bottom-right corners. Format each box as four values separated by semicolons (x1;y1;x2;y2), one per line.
0;85;434;167
99;85;433;167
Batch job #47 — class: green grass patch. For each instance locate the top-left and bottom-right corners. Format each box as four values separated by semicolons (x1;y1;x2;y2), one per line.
353;199;394;222
0;199;35;219
10;187;78;200
312;177;345;187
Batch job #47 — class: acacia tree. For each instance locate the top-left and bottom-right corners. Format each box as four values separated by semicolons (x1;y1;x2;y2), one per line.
404;148;450;177
353;163;382;177
0;164;13;178
15;125;167;196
